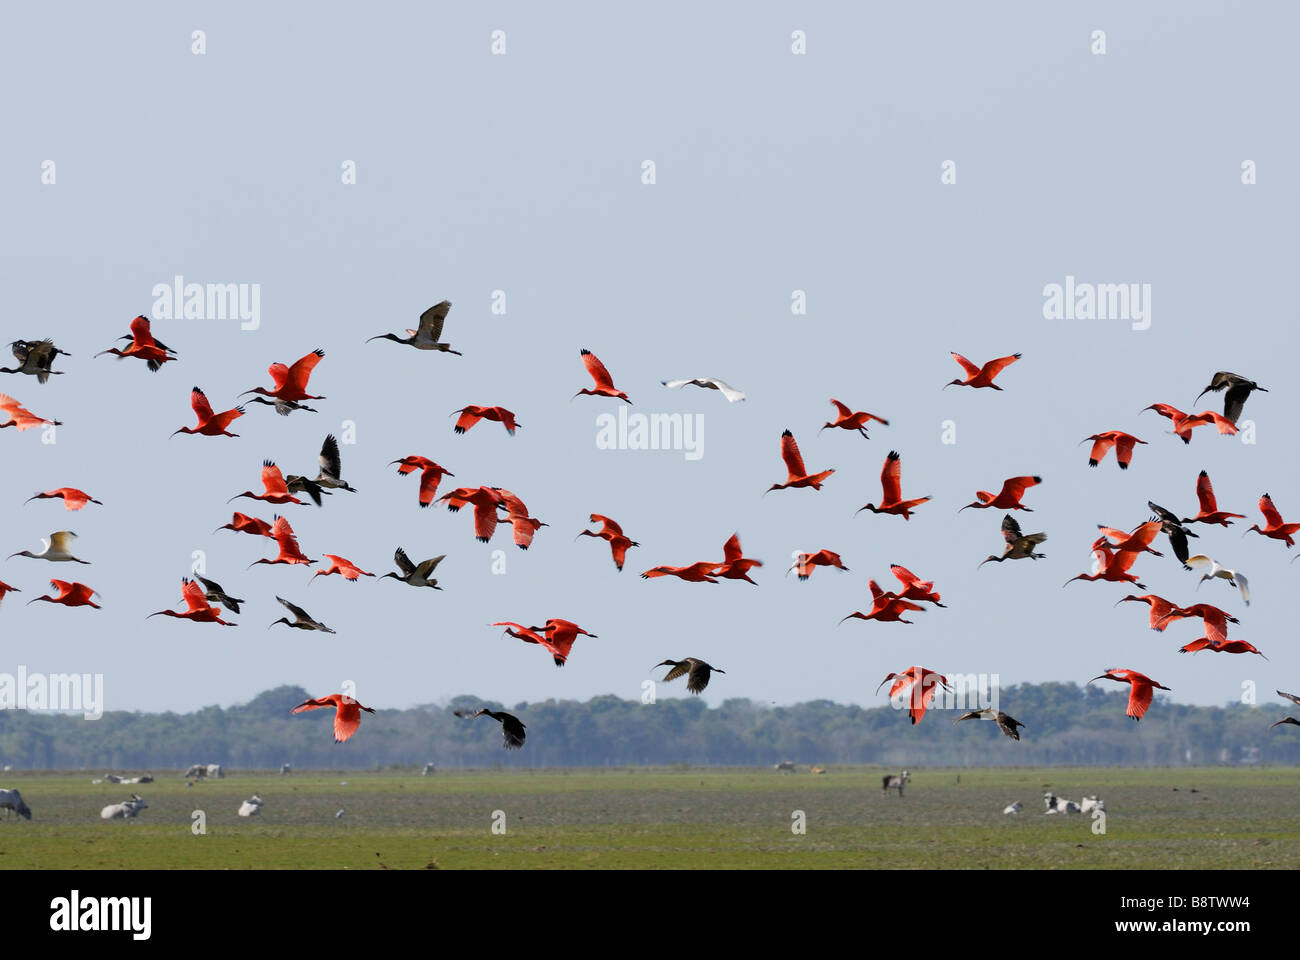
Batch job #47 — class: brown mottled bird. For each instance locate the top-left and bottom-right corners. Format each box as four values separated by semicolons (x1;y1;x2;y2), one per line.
979;514;1046;566
952;708;1026;740
454;708;526;749
1;339;71;384
654;658;724;694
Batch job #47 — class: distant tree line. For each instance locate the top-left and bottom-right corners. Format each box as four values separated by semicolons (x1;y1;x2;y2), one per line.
0;682;1294;771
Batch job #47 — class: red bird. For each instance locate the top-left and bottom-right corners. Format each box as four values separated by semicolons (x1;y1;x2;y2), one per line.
0;580;20;608
573;349;631;403
1063;545;1145;590
26;488;101;511
241;349;325;403
27;579;100;610
713;533;763;585
1153;603;1239;646
390;456;454;509
765;430;834;495
856;451;929;520
960;475;1041;513
1178;638;1266;658
819;399;889;438
1244;493;1300;547
146;578;236;626
540;618;598;666
1082;431;1146;470
494;621;574;667
889;564;945;607
788;549;849;581
839;579;926;625
0;394;62;431
248;515;315;568
1140;403;1237;444
944;352;1020;390
1181;471;1245;527
1089;668;1171;721
94;316;174;371
576;514;639;571
229;460;304;506
641;561;720;583
493;488;548;550
310;555;375;584
451;405;520;436
1113;594;1180;632
876;667;952;725
171;386;244;438
291;694;375;744
1093;521;1164;557
438;486;507;543
214;512;275;537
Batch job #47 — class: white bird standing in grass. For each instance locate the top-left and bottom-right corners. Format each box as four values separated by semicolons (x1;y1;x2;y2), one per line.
1183;555;1250;605
661;377;746;402
1002;801;1022;815
238;795;263;817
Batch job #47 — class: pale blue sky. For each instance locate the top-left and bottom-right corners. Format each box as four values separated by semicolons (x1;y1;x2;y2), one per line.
1;2;1296;715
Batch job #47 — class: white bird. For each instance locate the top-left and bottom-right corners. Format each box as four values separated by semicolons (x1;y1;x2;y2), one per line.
661;377;746;402
100;794;147;820
238;795;263;817
335;808;345;819
1003;801;1022;815
7;530;89;564
1183;555;1250;605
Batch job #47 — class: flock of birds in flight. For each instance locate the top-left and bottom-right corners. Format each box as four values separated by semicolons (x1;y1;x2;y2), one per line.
1;305;1298;752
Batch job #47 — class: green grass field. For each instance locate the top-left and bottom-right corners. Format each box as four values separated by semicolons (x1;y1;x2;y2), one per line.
2;766;1297;868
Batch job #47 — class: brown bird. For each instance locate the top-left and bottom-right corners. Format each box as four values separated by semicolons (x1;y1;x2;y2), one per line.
366;301;461;354
979;514;1046;566
1194;372;1266;424
1;339;71;383
1269;691;1300;731
654;658;724;694
952;708;1026;741
454;708;526;749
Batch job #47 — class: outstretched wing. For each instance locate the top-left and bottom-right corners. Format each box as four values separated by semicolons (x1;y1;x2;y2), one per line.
1001;513;1023;544
780;430;808;478
419;301;451;341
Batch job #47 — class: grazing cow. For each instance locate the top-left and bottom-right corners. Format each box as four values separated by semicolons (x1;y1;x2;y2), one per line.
206;764;224;779
1043;792;1081;814
238;795;263;817
882;770;910;796
1003;801;1023;815
280;763;292;776
1080;795;1106;815
421;762;436;777
774;761;796;774
101;794;147;820
0;788;32;820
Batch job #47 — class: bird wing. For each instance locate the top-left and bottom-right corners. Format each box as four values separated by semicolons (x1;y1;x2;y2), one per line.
333;702;362;743
286;350;325;392
266;362;290;390
1235;572;1250;605
999;476;1041;500
180;579;209;612
419;301;451;341
129;316;156;348
291;696;336;714
590;514;624;537
499;714;526;748
609;537;633;571
997;714;1024;740
951;710;982;725
1127;683;1155;720
392;547;415;575
828;398;852;419
1223;382;1251;423
1196;472;1219;514
1182;554;1211;571
472;497;500;542
881;452;902;504
661;661;690;682
950;353;980;377
889;564;921;587
414;555;445;579
780;431;808;478
417;466;444;507
454;708;488;720
1000;513;1023;543
453;408;483;433
1260;494;1284;528
1087;435;1116;464
190;387;215;423
581;349;617;390
261;461;290;496
722;533;742;563
319;434;343;479
1278;690;1300;707
48;530;77;552
276;596;312;620
711;379;746;402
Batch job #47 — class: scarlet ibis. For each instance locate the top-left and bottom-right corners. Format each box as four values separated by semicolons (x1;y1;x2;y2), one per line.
291;694;374;744
1094;520;1164;557
876;667;951;725
146;578;236;626
960;475;1041;513
309;555;375;584
438;486;506;543
1;339;70;383
240;349;325;403
575;514;639;571
27;579;100;609
194;575;244;614
171;387;243;438
390;456;453;508
214;512;274;537
493;620;549;646
660;377;746;402
95;316;173;371
979;514;1046;566
269;596;334;633
1181;471;1245;527
1244;493;1300;546
1082;431;1146;469
229;461;305;506
248;516;315;568
819;398;888;437
1146;501;1198;564
1178;637;1266;658
0;394;61;431
889;564;945;606
573;349;631;403
492;488;547;550
787;549;849;581
380;547;444;589
8;531;88;564
1113;594;1181;632
451;405;520;436
244;397;317;416
654;658;724;694
840;579;926;625
1194;371;1267;424
541;619;597;666
952;708;1025;740
1153;602;1239;645
366;301;461;354
856;451;928;519
1062;546;1145;589
0;580;20;607
454;708;526;749
641;561;719;583
26;488;101;511
1088;668;1170;721
1182;555;1250;605
1140;403;1237;443
714;533;762;585
766;430;834;495
944;352;1020;390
